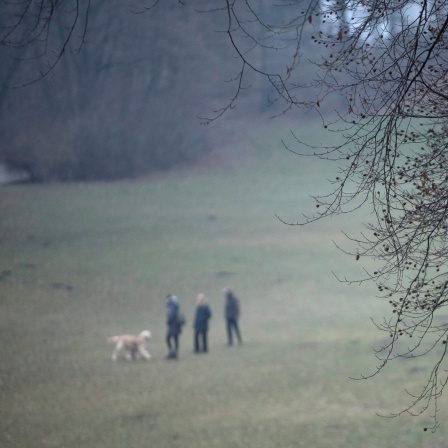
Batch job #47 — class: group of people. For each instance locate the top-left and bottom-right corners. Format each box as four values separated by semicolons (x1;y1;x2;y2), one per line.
165;287;243;359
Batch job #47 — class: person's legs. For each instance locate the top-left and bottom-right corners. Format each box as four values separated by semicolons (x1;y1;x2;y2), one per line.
173;334;179;357
166;333;172;351
234;320;243;345
194;331;200;352
202;330;208;352
226;318;233;345
227;318;242;345
166;333;179;358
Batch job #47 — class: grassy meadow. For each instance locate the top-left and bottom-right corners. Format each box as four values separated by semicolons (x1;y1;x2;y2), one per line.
1;122;447;447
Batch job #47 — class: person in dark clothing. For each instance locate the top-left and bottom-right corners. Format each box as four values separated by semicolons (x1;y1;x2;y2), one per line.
223;287;243;346
165;294;183;359
193;293;212;353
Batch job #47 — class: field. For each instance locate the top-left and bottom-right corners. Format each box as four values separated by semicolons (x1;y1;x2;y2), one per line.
1;123;447;447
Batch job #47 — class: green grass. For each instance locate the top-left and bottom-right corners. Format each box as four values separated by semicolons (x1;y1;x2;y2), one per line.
1;122;447;447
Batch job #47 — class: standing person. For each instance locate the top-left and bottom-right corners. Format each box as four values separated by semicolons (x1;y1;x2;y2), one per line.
193;293;212;353
223;287;243;346
165;294;184;359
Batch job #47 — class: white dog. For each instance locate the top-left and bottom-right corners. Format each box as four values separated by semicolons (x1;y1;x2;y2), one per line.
107;330;151;361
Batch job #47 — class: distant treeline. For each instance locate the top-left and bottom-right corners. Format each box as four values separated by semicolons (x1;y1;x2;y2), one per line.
0;1;321;182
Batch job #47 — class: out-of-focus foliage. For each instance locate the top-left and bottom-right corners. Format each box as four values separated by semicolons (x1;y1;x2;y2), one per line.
0;1;240;181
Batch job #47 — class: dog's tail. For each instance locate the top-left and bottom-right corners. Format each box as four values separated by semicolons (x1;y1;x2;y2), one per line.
107;336;119;344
